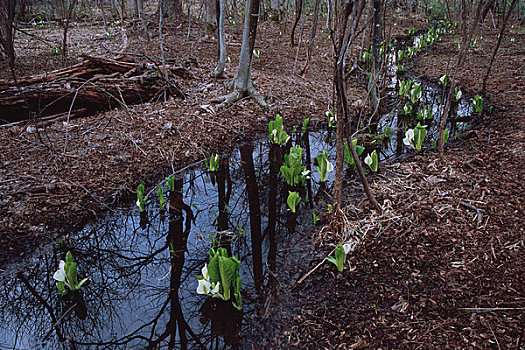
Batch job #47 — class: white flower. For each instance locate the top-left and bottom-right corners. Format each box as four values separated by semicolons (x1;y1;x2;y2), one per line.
326;160;334;173
201;263;209;280
439;74;447;85
136;199;141;208
301;169;310;176
455;89;462;100
364;154;373;167
211;282;220;295
342;244;352;255
403;129;414;146
53;260;70;288
197;279;212;295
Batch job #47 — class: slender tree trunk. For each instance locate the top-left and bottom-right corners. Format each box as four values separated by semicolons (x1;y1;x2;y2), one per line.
367;0;381;120
216;0;267;106
332;0;382;213
482;0;518;93
290;0;303;45
0;0;17;82
300;0;320;75
214;0;227;77
205;0;217;35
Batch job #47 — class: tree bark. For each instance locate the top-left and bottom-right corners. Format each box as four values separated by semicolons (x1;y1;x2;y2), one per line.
206;0;218;36
216;0;267;106
214;0;227;77
332;0;382;213
0;0;17;82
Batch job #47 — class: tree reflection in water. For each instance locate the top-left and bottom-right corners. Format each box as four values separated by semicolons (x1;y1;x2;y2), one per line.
0;132;337;349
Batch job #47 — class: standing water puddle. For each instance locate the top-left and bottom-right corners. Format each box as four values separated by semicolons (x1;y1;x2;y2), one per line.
0;132;337;350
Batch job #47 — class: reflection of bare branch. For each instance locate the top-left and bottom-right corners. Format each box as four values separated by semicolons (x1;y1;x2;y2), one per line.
17;273;66;343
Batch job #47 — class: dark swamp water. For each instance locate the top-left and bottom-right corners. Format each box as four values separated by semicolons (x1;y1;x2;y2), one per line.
0;28;482;350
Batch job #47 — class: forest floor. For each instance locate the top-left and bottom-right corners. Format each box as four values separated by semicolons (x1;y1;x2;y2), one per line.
0;11;524;349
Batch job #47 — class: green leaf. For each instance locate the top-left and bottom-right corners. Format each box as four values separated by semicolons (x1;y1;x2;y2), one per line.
414;123;427;151
335;245;346;272
65;261;79;290
208;255;220;282
287;191;301;213
326;256;337;266
443;129;449;144
370;150;378;172
219;257;238;301
56;281;67;296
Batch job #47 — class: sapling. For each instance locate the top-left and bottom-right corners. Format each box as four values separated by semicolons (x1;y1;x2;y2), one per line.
316;150;334;182
287;191;301;213
136;184;148;212
53;251;88;296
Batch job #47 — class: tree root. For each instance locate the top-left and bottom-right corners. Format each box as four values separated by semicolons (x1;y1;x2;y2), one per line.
214;86;268;108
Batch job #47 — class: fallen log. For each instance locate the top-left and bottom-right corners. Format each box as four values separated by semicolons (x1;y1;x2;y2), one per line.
0;55;186;124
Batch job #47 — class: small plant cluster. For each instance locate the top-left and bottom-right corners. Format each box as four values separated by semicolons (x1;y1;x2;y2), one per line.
326;243;354;272
268;114;291;145
53;251;88;296
281;145;309;187
403;122;427;151
196;247;242;311
399;79;422;119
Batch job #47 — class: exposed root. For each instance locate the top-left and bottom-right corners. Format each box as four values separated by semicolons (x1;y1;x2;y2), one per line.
214;86;268;108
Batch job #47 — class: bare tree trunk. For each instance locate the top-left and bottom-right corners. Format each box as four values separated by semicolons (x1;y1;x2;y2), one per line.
216;0;267;106
482;0;518;93
205;0;217;35
290;0;302;45
0;0;17;82
269;0;283;21
214;0;227;77
161;0;183;18
300;0;320;75
332;0;381;213
60;0;78;65
367;0;381;120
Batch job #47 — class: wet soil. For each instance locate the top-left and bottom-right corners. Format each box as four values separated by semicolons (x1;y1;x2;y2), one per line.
0;10;523;350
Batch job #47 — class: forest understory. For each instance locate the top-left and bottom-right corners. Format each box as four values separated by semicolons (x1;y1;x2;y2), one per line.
0;8;524;349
